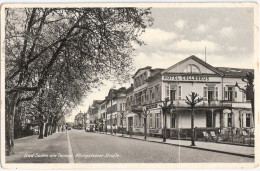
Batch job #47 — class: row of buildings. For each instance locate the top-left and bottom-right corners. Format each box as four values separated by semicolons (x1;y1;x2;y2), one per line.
74;55;254;139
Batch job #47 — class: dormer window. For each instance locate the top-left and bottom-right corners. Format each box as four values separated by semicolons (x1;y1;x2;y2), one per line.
184;64;201;73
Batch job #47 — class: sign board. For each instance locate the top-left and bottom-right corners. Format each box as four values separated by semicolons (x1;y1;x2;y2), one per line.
146;104;158;109
162;75;210;82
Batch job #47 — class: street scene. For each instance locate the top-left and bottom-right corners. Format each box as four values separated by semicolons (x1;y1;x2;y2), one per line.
2;3;257;168
6;129;254;163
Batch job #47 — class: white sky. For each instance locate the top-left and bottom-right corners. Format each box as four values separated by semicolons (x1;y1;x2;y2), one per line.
66;7;255;122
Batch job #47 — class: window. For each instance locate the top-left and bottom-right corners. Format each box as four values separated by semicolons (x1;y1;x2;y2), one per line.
215;87;218;100
228;87;233;101
246;114;251;127
203;87;207;100
171;114;175;128
207;87;214;101
150;89;153;101
178;86;181;100
246;93;250;101
170;89;176;101
149;114;153;128
184;64;201;73
134;115;138;128
165;85;170;99
228;113;232;127
156;113;160;128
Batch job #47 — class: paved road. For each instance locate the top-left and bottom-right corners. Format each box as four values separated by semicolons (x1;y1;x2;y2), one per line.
68;129;254;163
6;129;254;163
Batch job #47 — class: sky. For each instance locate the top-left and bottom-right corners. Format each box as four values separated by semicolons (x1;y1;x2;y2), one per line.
66;7;255;122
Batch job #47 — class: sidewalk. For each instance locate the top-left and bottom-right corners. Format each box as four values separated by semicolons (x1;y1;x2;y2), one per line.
5;132;69;163
100;132;254;158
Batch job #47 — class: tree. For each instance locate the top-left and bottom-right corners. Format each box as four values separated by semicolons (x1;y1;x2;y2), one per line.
235;72;254;122
5;7;152;155
142;108;150;140
159;97;175;142
185;92;203;146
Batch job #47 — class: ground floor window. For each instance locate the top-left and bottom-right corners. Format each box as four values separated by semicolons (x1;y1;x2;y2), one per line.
171;114;175;128
246;114;251;127
149;114;153;128
227;113;232;127
206;112;213;127
155;113;160;128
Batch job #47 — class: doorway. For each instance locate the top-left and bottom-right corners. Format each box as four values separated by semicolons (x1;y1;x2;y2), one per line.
206;111;213;127
128;117;133;132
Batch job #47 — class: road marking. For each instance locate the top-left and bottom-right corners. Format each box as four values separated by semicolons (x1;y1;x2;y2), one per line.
66;131;75;163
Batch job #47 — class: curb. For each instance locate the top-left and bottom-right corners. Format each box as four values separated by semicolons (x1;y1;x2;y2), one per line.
100;132;254;159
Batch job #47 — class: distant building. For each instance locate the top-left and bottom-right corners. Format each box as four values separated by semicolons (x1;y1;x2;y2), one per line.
105;87;127;133
74;112;84;129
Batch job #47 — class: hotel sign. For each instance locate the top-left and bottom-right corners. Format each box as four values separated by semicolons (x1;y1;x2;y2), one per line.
163;75;210;82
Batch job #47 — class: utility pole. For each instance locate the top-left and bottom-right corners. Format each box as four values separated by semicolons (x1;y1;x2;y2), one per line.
205;46;207;63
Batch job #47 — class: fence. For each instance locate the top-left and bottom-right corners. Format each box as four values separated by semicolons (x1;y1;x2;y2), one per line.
169;127;254;146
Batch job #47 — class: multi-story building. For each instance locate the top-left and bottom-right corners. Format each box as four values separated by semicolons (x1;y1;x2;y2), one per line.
74;112;84;129
83;111;90;131
86;100;103;130
125;55;254;138
105;87;127;133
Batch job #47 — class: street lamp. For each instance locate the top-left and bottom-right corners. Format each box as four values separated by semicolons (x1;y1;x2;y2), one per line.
121;110;125;136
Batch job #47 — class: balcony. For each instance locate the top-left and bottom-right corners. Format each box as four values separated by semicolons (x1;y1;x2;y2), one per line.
170;100;233;109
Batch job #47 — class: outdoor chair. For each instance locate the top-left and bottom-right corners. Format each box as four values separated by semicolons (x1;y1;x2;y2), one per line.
210;131;218;141
202;131;209;141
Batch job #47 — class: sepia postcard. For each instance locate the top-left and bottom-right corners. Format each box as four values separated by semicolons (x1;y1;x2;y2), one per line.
1;2;259;170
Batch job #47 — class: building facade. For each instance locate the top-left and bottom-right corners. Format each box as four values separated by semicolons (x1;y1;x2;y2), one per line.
125;55;254;138
74;112;84;129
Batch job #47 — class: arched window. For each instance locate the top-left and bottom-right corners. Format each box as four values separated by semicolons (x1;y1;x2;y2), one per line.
184;64;201;73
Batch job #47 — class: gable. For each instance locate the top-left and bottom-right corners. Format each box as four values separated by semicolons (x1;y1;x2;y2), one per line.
162;56;223;75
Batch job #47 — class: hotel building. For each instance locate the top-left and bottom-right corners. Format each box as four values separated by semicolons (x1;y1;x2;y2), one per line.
125;55;254;139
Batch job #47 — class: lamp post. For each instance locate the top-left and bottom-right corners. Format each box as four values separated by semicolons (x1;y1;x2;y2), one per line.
121;111;125;136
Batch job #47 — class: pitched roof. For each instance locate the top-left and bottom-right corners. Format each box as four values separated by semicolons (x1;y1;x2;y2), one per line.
132;66;152;78
161;55;224;76
216;67;254;77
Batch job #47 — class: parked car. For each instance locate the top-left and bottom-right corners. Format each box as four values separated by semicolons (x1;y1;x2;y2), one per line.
67;126;71;130
89;124;95;132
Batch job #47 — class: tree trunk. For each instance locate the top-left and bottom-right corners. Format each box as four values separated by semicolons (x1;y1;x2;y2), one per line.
38;122;45;139
52;124;55;133
49;125;52;135
144;117;147;140
163;113;167;142
191;107;195;146
6;93;19;156
44;124;49;137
